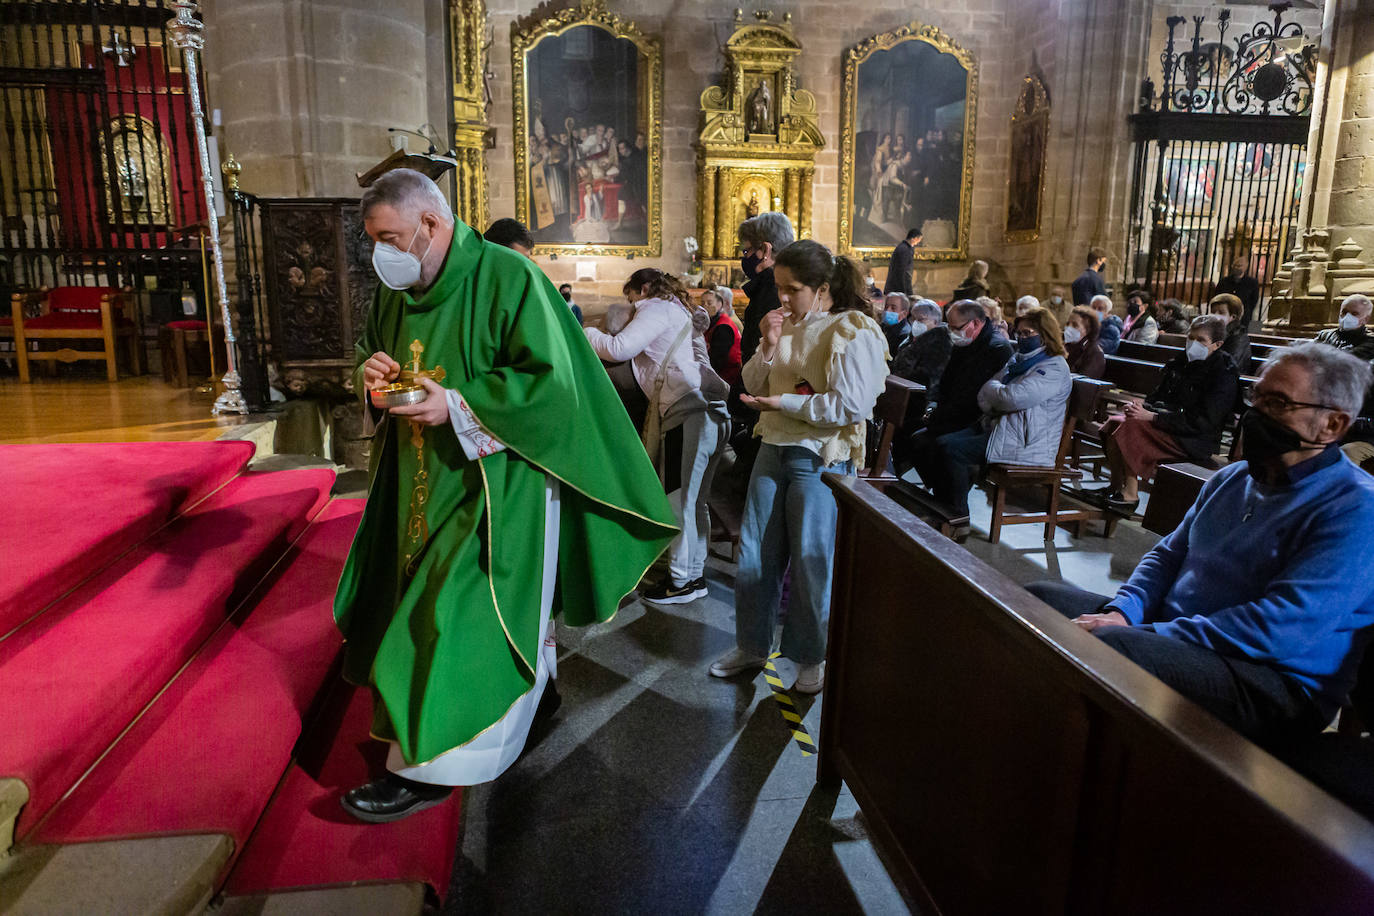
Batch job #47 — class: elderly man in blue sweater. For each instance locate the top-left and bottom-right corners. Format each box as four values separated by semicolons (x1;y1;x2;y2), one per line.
1029;342;1374;745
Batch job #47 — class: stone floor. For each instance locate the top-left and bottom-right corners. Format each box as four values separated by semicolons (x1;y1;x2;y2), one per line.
444;476;1159;915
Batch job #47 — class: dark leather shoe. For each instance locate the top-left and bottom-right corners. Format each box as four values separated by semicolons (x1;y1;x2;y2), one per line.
341;772;453;823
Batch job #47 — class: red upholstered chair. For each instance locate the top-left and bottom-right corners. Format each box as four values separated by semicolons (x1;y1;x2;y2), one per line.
11;287;144;382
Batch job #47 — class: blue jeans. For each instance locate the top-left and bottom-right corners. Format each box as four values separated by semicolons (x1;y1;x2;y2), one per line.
735;443;852;665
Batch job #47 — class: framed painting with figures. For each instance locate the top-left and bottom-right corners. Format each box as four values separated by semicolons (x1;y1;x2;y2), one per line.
839;22;977;261
511;0;662;257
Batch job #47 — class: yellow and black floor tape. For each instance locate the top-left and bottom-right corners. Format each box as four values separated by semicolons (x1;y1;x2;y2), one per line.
763;653;816;756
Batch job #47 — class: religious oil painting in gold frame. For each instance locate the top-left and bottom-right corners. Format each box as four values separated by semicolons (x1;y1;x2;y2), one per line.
1006;71;1049;243
839;23;977;261
511;0;662;257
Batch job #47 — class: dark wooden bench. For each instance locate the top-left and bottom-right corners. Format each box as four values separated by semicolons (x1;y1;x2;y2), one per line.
1115;340;1184;364
1140;461;1218;535
820;475;1374;914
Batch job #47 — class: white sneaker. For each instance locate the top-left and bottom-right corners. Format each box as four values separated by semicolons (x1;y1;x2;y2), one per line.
709;647;766;678
793;662;825;695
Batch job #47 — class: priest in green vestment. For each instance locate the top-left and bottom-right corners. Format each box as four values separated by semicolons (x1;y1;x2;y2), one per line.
334;169;676;822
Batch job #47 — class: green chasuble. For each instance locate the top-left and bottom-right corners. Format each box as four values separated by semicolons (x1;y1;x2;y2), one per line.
334;220;677;766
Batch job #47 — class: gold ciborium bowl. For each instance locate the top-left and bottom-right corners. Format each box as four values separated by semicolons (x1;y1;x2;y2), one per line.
370;381;428;409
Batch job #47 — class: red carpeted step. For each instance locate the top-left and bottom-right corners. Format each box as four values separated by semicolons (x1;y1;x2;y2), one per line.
34;499;363;857
226;683;463;901
0;441;257;635
0;468;334;840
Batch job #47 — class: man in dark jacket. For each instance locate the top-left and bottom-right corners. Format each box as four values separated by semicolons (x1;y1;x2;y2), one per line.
893;300;1013;496
1314;294;1374;361
883;228;922;295
1212;255;1261;328
736;211;795;364
1072;246;1108;306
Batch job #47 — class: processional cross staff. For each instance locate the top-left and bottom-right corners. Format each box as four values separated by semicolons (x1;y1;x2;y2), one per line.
401;339;445;576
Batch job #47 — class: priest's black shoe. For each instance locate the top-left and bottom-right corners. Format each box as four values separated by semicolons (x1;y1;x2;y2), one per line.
341;772;453;824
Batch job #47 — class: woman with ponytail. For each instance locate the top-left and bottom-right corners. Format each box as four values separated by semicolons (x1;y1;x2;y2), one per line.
708;240;888;694
585;267;730;605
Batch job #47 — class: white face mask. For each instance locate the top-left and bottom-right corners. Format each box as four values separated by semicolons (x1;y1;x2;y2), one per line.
1185;340;1210;362
909;321;928;338
371;224;433;290
1340;312;1363;332
1063;326;1083;344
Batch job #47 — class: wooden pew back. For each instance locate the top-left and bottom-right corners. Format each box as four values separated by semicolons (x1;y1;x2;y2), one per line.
820;475;1374;915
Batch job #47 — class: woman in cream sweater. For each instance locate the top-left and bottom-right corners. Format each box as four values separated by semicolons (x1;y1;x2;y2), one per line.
709;240;888;694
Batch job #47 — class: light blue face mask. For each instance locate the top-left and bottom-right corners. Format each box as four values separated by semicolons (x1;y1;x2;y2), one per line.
883;311;901;326
372;224;433;290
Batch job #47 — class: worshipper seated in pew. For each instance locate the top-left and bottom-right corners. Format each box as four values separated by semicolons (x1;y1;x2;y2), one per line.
1091;293;1123;355
903;307;1070;519
889;298;950;399
1064;305;1107;378
1314;294;1374;360
1208;292;1252;367
893;299;1013;481
879;291;912;353
710;239;887;694
584;268;729;606
1014;294;1040;317
1028;343;1374;750
1121;288;1160;344
1158;298;1191;334
1094;315;1239;515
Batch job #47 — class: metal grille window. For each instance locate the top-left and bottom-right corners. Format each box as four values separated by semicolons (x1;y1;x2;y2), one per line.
0;0;208;292
1126;2;1314;314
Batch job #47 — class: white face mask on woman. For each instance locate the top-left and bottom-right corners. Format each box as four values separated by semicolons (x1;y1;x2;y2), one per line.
1340;312;1364;332
1063;326;1082;344
1185;339;1210;361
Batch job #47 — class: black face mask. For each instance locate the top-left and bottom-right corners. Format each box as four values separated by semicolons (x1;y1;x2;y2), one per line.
1240;408;1325;474
1127;302;1142;318
741;251;764;280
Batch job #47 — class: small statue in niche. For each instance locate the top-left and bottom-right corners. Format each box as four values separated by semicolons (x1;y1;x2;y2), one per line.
747;78;772;134
746;189;761;218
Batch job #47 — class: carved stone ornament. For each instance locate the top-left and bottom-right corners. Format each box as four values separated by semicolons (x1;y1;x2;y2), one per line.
696;11;823;263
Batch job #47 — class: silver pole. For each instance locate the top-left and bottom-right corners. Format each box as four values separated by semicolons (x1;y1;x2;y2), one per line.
168;0;247;415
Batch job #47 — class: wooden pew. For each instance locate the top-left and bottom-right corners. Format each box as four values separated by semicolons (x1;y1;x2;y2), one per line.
1115;340;1183;364
1141;461;1218;535
820;475;1374;914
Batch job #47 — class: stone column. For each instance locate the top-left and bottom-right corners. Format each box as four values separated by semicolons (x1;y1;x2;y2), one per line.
1271;0;1374;324
203;0;436;199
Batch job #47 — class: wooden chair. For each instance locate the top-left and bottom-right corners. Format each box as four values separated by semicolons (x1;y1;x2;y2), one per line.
984;377;1116;543
157;319;226;388
861;375;926;482
11;287;143;382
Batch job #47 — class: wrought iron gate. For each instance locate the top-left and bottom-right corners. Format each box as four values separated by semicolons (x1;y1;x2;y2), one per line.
0;0;207;292
1126;2;1315;313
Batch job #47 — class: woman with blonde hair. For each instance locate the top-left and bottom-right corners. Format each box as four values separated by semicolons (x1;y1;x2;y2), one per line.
952;258;990;302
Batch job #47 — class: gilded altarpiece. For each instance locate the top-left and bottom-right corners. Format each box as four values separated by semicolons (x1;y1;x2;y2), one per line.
449;0;490;230
696;11;823;271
